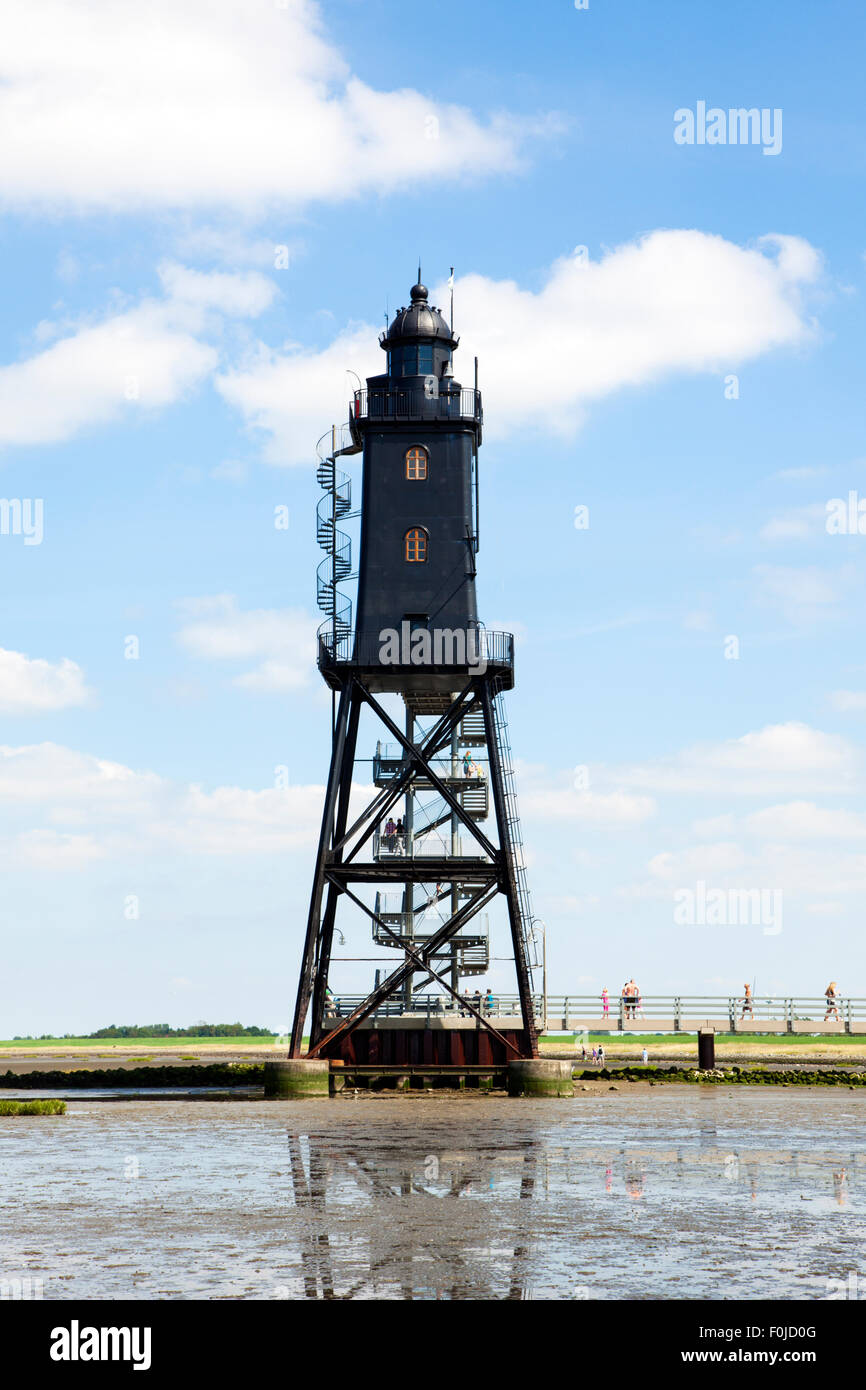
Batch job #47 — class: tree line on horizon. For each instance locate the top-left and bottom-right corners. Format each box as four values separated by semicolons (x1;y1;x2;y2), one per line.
12;1022;274;1040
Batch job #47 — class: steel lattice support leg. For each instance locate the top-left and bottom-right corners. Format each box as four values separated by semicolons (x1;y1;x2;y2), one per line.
479;679;539;1057
309;693;361;1048
289;678;355;1056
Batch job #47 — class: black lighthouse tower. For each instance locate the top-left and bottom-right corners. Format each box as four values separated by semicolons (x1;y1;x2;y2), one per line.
289;276;539;1066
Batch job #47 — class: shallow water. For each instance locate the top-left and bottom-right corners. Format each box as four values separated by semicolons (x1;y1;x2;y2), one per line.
1;1088;863;1300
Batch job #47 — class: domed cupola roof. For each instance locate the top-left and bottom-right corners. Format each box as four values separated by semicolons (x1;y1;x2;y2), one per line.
381;276;456;348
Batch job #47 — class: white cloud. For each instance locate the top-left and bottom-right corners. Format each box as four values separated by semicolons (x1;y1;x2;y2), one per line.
501;721;866;938
0;742;161;811
828;690;866;713
161;782;327;854
692;813;738;838
649;842;748;880
523;786;656;826
0;302;214;447
773;466;827;481
0;829;106;871
175;595;316;691
0;648;92;713
0;264;275;448
216;324;377;466
612;722;860;797
12;228;816;464
443;231;820;440
0;0;539;213
516;761;656;826
753;563;854;623
759;504;825;541
156;262;276;317
219;230;822;464
744;801;866;840
760;518;812;540
683;610;713;631
641;837;866;909
211;459;248;483
171;223;297;270
0;739;356;859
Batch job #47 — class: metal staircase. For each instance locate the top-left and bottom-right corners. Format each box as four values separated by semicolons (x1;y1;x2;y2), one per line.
457;779;489;820
372;741;489;819
372;893;490;976
455;937;490;975
458;708;486;746
315;425;360;650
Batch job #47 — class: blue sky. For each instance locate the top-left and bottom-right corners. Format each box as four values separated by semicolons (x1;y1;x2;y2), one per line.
1;0;865;1033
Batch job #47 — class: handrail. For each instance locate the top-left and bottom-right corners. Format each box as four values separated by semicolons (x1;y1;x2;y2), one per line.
319;627;514;670
371;828;489;862
323;992;866;1029
352;387;482;425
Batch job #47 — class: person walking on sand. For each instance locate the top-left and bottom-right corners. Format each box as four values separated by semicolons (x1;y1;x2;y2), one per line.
824;981;842;1022
591;1046;598;1064
597;1044;605;1067
740;983;754;1021
602;987;609;1020
641;1047;648;1065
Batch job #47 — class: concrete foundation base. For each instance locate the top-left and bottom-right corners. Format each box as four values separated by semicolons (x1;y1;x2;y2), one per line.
507;1059;574;1097
263;1059;330;1098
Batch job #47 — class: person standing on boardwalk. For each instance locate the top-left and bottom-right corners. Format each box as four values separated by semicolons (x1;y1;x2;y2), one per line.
602;987;609;1020
625;979;638;1020
740;983;754;1021
634;980;643;1019
824;981;842;1022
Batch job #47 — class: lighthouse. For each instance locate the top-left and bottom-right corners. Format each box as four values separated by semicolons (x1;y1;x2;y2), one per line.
289;275;540;1070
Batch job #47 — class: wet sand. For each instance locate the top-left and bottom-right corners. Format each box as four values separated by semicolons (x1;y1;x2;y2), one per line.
3;1038;865;1074
1;1088;862;1300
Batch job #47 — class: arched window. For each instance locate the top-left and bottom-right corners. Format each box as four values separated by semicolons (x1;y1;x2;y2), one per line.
405;445;428;480
405;527;428;562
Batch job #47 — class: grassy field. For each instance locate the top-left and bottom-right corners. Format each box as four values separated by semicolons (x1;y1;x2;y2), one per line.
2;1032;863;1064
541;1032;866;1060
0;1098;66;1115
0;1035;280;1050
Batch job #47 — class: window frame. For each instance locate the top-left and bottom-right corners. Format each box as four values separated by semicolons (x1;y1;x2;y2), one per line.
405;444;429;481
404;526;429;563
